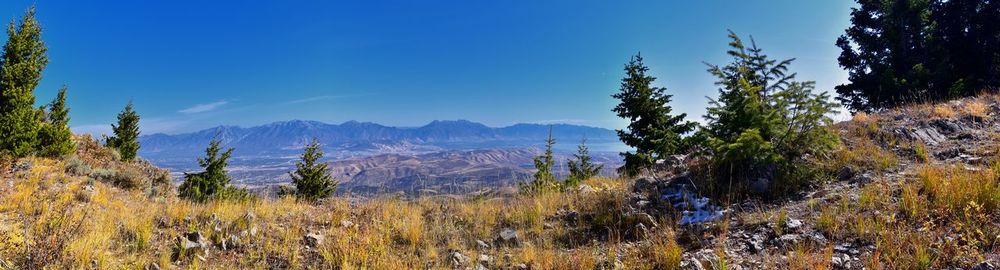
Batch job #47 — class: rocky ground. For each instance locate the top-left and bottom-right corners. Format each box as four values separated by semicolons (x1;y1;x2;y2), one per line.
627;96;1000;269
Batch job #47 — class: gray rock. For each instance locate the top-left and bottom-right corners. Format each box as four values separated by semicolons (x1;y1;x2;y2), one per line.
499;228;518;243
304;232;324;247
972;261;997;270
777;234;800;247
907;127;947;146
450;251;470;266
478;254;492;263
747;234;765;253
577;184;596;193
632;177;657;193
785;218;803;230
476;239;490;250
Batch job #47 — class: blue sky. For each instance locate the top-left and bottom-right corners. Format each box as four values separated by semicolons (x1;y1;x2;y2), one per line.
0;1;854;135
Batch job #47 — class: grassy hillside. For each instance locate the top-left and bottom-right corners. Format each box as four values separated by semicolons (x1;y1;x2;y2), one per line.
2;95;1000;269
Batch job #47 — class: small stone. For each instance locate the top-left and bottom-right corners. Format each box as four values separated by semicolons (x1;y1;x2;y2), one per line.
476;240;490;250
636;200;651;208
577;184;596;193
340;220;354;228
449;251;470;266
785;218;803;230
304;232;324;247
777;234;800;247
499;228;518;242
478;254;492;263
971;261;997;270
146;263;161;270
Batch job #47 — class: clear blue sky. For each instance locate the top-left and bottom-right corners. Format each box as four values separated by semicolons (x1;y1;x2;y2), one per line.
0;1;854;135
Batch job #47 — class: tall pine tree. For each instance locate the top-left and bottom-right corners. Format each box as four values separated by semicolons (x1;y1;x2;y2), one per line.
0;7;47;157
612;53;697;177
836;0;1000;112
107;102;140;161
289;139;338;201
38;85;74;157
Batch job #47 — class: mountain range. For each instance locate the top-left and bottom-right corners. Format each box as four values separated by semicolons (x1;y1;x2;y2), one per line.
137;120;625;193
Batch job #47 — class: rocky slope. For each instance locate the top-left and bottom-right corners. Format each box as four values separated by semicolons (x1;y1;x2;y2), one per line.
628;96;1000;269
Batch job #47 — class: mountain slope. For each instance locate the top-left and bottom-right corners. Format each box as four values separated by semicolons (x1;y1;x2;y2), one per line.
138;120;620;159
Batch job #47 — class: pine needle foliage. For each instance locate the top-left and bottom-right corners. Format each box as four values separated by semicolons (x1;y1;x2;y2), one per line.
836;0;1000;112
612;53;697;177
565;137;603;188
178;137;250;202
107;102;141;161
0;7;47;157
289;139;338;201
522;127;559;194
701;31;838;196
38;85;74;157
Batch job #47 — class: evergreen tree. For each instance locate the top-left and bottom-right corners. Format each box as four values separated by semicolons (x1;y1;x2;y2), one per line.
703;32;838;195
926;0;1000;97
0;7;47;157
522;127;558;193
179;137;235;202
289;139;338;201
611;53;697;177
565;137;603;188
107;102;140;161
37;85;74;156
836;0;1000;112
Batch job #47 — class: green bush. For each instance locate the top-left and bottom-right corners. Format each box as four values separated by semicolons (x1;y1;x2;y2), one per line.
699;31;838;196
178;137;249;202
289;139;337;201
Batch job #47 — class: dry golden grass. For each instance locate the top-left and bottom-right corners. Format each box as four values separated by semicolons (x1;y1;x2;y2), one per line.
963;99;989;117
932;103;957;118
0;156;676;269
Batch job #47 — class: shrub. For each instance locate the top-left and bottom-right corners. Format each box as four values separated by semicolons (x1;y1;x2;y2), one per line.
91;167;143;190
64;157;91;176
178;137;239;202
289;139;337;201
699;31;838;197
565;138;603;189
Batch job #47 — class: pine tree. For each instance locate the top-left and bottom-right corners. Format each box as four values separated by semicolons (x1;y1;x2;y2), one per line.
523;127;558;193
836;0;1000;112
289;139;338;201
179;137;235;202
565;137;603;188
37;85;74;156
0;7;47;157
703;31;838;195
611;53;697;177
107;102;140;161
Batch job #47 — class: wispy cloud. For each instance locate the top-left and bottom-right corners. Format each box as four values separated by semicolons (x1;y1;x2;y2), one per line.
179;100;228;114
281;94;367;105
